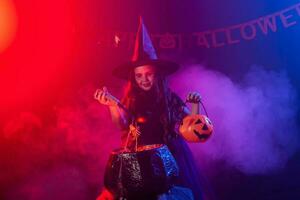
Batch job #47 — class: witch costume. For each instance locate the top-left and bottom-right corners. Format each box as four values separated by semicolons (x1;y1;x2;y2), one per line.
102;17;205;200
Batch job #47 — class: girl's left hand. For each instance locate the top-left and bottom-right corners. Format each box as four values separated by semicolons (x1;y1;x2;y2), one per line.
186;92;202;103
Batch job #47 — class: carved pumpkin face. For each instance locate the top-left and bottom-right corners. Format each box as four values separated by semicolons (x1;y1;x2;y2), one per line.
179;114;213;143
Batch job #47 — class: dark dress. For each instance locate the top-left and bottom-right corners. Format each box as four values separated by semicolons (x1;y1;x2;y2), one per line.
122;90;204;200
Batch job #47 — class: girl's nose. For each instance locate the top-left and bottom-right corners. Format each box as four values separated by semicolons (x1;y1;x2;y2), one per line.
143;75;149;81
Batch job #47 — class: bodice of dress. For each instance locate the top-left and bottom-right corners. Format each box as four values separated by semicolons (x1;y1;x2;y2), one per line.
134;105;165;146
122;90;188;148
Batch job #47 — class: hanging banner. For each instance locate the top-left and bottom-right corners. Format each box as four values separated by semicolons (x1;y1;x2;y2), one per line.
98;2;300;49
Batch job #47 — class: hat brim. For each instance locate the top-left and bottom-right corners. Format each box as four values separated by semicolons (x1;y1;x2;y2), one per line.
113;59;180;79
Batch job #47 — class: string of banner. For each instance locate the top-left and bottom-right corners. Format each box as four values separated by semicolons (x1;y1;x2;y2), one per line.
98;2;300;49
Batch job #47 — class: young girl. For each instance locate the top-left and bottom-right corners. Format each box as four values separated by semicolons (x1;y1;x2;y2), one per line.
94;17;205;200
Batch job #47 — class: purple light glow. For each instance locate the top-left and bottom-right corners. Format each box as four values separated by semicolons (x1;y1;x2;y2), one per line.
170;65;300;174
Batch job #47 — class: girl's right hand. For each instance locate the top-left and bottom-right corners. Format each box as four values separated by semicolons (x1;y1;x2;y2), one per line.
94;86;120;107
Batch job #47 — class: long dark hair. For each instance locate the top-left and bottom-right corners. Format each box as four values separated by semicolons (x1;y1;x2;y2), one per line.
121;68;173;137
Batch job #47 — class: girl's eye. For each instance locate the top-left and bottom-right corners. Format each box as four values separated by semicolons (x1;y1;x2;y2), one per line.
135;74;142;78
146;73;154;77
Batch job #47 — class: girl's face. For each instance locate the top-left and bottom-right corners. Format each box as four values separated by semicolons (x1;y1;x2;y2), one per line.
134;65;156;91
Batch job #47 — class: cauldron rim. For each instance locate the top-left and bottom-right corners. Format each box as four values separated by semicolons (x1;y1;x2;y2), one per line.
111;144;164;155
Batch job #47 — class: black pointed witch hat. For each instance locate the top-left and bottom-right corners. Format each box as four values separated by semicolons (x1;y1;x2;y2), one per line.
113;17;180;79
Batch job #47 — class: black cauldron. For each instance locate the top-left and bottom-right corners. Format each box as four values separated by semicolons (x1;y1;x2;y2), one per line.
104;144;179;199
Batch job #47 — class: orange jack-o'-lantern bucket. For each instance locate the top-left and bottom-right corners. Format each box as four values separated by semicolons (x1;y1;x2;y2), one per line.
179;114;213;142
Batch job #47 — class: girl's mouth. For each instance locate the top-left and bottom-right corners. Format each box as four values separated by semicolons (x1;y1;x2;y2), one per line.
142;82;151;87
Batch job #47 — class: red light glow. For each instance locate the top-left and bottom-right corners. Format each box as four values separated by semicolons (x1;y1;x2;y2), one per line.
0;0;76;113
0;0;17;53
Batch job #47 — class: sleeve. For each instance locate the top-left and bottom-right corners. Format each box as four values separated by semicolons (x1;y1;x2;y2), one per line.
169;92;190;126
